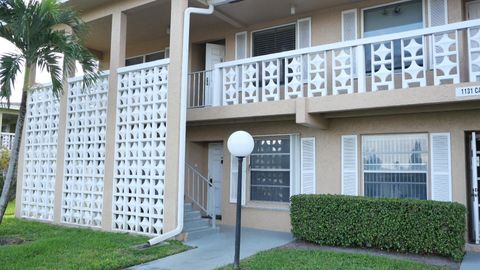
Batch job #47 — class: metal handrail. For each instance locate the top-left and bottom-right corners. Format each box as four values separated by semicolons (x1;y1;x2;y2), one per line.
185;163;216;228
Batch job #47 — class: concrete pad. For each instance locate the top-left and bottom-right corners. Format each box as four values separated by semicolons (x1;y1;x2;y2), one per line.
460;252;480;270
129;225;293;270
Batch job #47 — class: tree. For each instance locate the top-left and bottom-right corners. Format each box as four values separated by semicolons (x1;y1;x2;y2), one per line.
0;0;99;224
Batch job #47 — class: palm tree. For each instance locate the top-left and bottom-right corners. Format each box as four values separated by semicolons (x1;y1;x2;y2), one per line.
0;0;99;224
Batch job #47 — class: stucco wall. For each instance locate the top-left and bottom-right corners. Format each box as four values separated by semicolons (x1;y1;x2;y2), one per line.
186;109;480;232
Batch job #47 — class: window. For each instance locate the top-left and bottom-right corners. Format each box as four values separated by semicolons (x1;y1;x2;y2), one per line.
362;134;428;200
125;51;166;67
363;0;424;71
252;24;296;57
250;136;290;202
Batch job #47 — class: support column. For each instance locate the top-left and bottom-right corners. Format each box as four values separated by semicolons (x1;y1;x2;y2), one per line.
52;77;70;224
102;11;127;231
163;0;188;233
14;65;36;217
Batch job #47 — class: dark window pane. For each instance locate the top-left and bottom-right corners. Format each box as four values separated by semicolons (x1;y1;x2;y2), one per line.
125;56;144;66
145;51;165;62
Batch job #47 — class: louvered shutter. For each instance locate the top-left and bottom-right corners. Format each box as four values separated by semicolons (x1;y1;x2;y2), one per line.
235;32;248;59
164;47;170;58
301;138;316;194
230;155;246;205
252;25;296;56
342;9;357;41
341;135;358;196
297;17;311;49
430;133;452;201
429;0;448;26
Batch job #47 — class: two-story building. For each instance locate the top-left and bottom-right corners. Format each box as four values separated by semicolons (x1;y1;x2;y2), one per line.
15;0;480;246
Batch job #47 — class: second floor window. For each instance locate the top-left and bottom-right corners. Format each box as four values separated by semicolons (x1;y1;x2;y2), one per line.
252;24;296;57
363;0;424;72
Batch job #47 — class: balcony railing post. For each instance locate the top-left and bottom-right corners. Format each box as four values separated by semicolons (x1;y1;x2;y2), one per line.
355;45;366;93
212;67;222;106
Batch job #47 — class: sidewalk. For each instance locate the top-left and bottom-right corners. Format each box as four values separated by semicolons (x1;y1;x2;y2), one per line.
129;225;293;270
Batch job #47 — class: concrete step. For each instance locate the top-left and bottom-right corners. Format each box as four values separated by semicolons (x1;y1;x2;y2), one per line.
184;203;193;212
184;218;210;231
184;210;202;221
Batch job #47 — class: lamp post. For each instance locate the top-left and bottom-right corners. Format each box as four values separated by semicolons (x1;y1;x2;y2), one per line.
227;131;254;270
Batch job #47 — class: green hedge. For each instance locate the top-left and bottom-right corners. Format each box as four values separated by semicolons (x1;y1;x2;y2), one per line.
290;194;466;261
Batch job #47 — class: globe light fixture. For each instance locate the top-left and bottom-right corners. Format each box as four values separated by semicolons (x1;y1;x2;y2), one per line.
227;131;254;270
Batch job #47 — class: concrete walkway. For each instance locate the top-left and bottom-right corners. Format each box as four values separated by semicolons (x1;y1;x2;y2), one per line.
460;252;480;270
129;225;293;270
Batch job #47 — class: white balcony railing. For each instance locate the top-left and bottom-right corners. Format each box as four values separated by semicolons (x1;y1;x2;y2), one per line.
190;19;480;108
1;132;15;150
188;70;212;108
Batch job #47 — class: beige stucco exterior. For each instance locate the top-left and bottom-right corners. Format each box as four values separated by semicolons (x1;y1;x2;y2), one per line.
13;0;480;242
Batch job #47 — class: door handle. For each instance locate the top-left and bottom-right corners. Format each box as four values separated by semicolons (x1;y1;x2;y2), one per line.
209;178;213;187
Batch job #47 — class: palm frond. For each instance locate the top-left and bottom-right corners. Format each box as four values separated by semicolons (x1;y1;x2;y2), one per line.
0;52;23;106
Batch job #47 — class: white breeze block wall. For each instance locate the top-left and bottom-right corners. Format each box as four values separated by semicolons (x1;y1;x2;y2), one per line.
61;75;109;227
21;87;59;221
112;60;169;235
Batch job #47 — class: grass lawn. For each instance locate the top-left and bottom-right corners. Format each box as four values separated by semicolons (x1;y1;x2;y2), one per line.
217;249;448;270
0;201;191;270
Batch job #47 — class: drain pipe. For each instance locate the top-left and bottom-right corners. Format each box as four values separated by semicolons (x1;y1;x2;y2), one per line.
148;3;214;246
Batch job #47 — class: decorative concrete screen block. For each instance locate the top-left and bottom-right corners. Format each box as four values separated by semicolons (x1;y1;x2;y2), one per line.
469;27;480;82
21;86;59;221
114;59;169;235
371;41;394;91
61;75;109;227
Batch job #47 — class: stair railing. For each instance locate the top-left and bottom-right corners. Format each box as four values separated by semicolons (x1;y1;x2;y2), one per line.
185;163;216;228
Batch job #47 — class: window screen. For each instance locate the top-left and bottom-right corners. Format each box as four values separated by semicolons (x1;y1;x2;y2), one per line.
362;134;428;200
250;136;290;202
252;24;296;57
363;0;423;72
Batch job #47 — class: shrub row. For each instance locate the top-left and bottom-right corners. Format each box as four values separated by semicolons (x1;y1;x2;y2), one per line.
290;194;466;261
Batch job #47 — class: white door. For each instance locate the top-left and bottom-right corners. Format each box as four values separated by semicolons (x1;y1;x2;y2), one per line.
468;1;480;20
471;132;480;244
205;43;225;105
208;143;224;217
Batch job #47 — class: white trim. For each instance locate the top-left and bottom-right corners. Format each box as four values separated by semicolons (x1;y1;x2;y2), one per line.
342;9;358;41
300;137;316;195
235;31;248;60
341;135;358;196
360;0;427;38
427;0;448;26
430;132;452;202
296;17;312;49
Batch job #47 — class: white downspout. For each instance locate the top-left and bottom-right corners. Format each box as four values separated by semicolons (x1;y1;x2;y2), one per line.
148;4;214;246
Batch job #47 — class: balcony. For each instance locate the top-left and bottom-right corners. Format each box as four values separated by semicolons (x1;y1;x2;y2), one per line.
187;19;480;119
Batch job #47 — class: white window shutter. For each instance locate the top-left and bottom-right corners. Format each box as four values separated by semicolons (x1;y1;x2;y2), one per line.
430;133;452;201
342;9;357;41
297;17;311;49
429;0;448;26
301;137;316;194
164;47;170;58
235;32;248;59
341;135;358;196
230;155;246;205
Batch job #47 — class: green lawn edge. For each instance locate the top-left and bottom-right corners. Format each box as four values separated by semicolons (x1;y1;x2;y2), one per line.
1;201;191;270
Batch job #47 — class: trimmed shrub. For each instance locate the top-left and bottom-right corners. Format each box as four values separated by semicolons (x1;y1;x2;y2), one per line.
290;194;466;261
